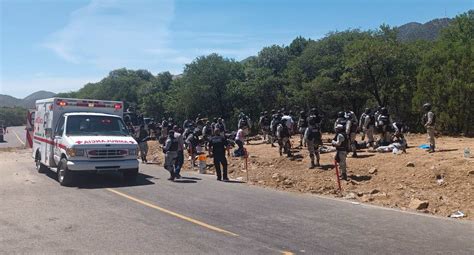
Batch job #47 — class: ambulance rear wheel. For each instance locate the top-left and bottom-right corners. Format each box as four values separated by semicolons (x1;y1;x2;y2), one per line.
35;152;48;173
58;158;73;186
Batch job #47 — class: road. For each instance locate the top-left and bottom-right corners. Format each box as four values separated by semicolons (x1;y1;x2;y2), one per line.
0;126;27;149
1;149;473;254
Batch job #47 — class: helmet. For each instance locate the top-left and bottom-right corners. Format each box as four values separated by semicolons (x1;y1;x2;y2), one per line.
381;107;388;115
337;111;345;118
423;103;431;111
264;111;268;114
300;110;305;115
310;108;318;114
365;108;371;114
271;109;276;114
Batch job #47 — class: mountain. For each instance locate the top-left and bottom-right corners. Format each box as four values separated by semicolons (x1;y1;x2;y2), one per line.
397;18;452;42
0;91;56;108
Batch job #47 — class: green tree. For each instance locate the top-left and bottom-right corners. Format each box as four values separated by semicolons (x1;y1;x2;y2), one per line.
414;11;474;135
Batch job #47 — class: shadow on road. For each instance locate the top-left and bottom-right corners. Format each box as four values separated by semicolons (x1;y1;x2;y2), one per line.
43;170;156;189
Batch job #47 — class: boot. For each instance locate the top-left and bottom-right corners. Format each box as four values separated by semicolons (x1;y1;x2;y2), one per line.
309;160;316;169
315;160;320;167
428;145;435;153
340;172;348;181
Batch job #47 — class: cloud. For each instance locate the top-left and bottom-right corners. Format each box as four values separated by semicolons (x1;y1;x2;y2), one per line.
42;0;175;70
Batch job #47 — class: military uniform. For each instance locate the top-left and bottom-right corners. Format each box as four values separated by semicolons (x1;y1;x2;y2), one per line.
423;109;436;152
163;133;179;181
332;129;348;180
277;120;291;157
305;114;322;168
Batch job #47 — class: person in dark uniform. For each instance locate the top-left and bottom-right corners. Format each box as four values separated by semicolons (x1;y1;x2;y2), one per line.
208;128;229;181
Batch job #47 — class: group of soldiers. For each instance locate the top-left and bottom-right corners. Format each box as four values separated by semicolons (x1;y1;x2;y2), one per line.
125;102;436;182
257;103;436;181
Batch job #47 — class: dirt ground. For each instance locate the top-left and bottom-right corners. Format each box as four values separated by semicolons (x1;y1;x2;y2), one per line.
147;133;474;220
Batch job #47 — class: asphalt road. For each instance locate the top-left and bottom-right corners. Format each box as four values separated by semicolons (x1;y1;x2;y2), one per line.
0;126;27;149
1;149;473;254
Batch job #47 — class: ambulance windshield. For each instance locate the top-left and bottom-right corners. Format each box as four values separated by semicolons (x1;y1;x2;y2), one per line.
66;115;129;136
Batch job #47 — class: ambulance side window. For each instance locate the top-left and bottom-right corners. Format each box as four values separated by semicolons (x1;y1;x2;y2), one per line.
55;116;65;137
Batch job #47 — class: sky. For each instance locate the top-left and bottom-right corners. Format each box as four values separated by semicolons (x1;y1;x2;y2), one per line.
0;0;472;98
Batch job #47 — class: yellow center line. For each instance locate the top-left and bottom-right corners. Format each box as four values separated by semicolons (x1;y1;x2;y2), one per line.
106;188;239;237
11;129;26;146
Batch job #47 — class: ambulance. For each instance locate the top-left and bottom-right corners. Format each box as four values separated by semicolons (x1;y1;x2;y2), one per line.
32;98;139;186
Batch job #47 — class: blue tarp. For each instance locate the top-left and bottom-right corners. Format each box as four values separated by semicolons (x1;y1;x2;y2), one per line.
418;144;430;149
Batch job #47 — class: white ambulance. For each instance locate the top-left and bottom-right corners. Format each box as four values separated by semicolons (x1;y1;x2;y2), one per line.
32;98;139;186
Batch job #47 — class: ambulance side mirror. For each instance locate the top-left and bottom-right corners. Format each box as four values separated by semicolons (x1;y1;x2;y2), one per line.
45;128;53;138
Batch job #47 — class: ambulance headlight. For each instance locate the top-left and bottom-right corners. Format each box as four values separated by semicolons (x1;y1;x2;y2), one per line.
128;149;137;156
66;148;85;157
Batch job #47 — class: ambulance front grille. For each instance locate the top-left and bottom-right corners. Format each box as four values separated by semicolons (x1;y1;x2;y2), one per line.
87;149;127;159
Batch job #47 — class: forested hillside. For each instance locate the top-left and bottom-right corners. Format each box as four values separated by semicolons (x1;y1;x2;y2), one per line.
57;11;473;135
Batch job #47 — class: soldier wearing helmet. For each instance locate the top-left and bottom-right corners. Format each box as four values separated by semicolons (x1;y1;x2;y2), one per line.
332;124;348;181
422;103;436;153
297;110;308;147
305;108;322;168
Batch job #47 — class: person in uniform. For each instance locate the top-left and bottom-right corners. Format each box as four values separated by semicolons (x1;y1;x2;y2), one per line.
137;125;149;163
208;129;230;181
277;118;291;157
422;103;436;153
297;111;308;147
359;108;370;141
304;108;322;168
163;130;179;181
363;109;376;148
332;124;348;181
345;110;358;157
173;126;185;179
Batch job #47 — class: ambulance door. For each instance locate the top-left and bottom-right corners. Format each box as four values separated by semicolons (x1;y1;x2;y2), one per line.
53;115;65;165
43;104;53;166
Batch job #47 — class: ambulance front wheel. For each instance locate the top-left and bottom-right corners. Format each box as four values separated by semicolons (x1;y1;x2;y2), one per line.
58;158;74;186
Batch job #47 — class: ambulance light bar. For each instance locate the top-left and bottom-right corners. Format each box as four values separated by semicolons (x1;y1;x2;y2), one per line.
55;99;122;110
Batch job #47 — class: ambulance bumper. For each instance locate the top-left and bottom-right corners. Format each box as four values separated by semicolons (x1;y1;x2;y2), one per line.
67;159;139;171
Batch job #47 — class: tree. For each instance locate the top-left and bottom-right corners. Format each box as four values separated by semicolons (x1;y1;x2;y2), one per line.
414;11;473;135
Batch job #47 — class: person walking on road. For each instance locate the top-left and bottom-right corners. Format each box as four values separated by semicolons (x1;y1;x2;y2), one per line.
173;126;185;179
208;129;230;181
137;125;149;163
163;130;179;181
423;103;436;153
332;124;348;181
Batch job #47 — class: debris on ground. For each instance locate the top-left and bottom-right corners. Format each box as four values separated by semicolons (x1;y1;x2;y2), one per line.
409;198;430;210
449;210;466;218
